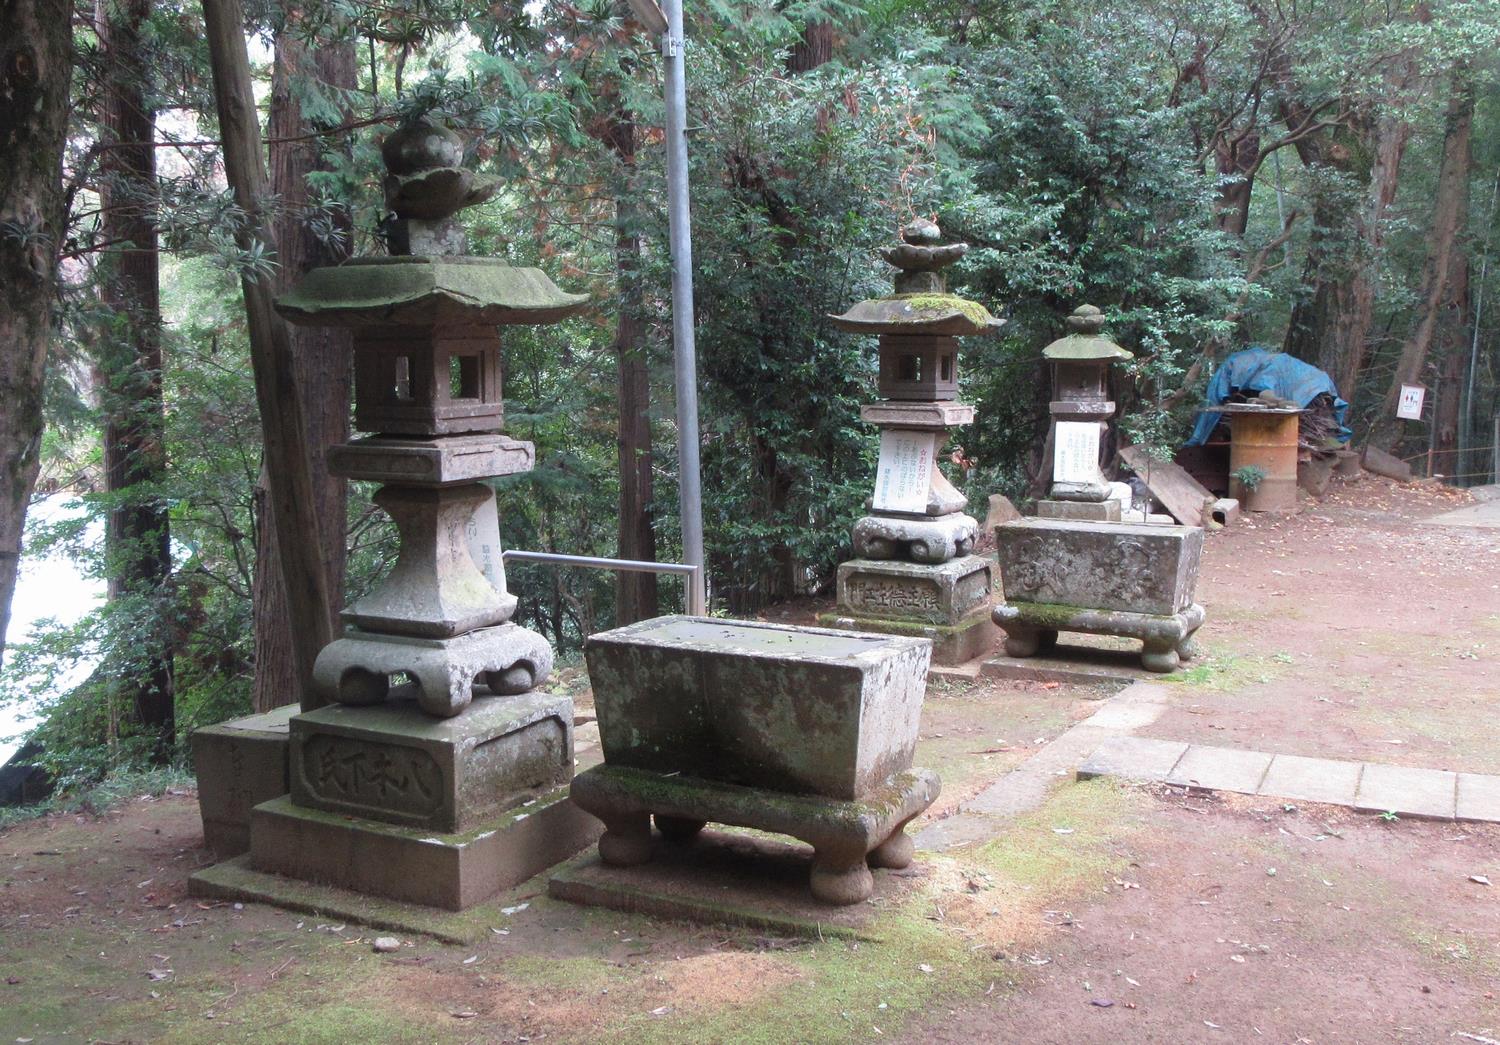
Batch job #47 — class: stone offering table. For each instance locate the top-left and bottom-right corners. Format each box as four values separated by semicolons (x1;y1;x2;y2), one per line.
569;617;941;905
820;220;1001;664
993;519;1206;672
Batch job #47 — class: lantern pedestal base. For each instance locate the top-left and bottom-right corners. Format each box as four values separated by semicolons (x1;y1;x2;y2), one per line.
851;513;977;564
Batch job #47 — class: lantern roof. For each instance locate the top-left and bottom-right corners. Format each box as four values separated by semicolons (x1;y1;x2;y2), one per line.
1042;305;1133;362
830;220;1002;337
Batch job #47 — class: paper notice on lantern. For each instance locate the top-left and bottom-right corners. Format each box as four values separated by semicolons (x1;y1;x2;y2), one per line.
1054;421;1102;483
873;431;938;513
1396;384;1426;421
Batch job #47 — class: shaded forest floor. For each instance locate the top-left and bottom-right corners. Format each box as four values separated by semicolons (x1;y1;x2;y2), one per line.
3;477;1498;1044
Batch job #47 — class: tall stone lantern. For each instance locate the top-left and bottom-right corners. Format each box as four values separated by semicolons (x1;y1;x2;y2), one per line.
1036;304;1133;522
822;220;1001;664
229;119;600;911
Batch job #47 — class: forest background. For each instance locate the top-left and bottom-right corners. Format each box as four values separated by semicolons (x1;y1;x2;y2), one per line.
0;0;1497;786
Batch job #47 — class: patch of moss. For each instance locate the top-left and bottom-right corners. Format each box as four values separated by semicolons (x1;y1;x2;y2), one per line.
892;293;994;327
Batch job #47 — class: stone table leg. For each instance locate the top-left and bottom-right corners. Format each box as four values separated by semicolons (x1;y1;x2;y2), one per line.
867;819;916;870
1140;639;1181;673
597;811;652;867
1001;624;1042;658
810;848;876;906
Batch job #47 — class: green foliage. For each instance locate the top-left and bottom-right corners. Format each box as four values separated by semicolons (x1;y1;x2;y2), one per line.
1232;464;1267;490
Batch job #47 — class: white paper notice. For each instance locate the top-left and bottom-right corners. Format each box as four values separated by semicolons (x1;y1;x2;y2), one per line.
1053;421;1102;483
873;431;937;513
1396;384;1426;421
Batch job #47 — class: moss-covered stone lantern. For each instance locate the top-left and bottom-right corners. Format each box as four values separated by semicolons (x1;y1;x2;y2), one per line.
1037;304;1133;521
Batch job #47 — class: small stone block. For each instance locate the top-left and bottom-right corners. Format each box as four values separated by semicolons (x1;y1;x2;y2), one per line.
1257;754;1361;806
1076;736;1186;782
1166;745;1273;794
1035;499;1122;522
290;691;573;833
1456;773;1500;823
835;555;993;626
1354;763;1457;820
192;705;297;858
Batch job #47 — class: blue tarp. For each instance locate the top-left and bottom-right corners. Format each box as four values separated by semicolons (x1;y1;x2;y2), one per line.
1186;347;1351;447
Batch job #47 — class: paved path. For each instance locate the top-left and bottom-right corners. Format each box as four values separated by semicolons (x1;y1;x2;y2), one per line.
1424;496;1500;529
1078;735;1500;823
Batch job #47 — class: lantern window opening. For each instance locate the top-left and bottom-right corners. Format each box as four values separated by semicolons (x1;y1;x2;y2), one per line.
393;355;413;401
449;353;481;401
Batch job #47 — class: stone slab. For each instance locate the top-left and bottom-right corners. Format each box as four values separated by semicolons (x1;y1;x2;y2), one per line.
328;433;534;485
192;705;297;859
1035;498;1121;522
859;400;975;431
835;554;993;627
1457;773;1500;822
821;608;996;666
995;518;1203;617
189;854;496;945
979;644;1154;690
248;787;600;911
1257;754;1361;806
1425;500;1500;529
584;616;931;801
1354;762;1457;820
549;828;910;941
1166;745;1273;794
290;691;574;833
1076;735;1187;782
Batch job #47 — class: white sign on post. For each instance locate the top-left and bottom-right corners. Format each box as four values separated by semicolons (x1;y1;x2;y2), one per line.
873;430;937;513
1396;384;1426;421
1053;421;1102;483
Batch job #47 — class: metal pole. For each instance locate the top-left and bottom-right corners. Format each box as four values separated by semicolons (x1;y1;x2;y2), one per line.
661;0;706;617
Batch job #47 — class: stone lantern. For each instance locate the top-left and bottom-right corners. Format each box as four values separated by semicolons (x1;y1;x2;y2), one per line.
821;220;1002;664
1036;304;1132;521
225;118;601;911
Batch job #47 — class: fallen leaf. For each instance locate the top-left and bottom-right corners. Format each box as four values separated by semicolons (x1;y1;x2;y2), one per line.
650;1006;670;1016
1090;999;1114;1008
918;963;935;974
1470;875;1492;886
373;937;401;953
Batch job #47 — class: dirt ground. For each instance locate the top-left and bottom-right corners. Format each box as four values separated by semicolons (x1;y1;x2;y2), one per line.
2;476;1498;1044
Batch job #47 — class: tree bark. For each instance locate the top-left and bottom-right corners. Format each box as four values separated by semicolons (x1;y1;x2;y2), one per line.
202;0;335;706
787;21;834;74
1372;75;1474;451
0;0;71;664
251;24;355;712
1432;256;1469;472
95;0;174;755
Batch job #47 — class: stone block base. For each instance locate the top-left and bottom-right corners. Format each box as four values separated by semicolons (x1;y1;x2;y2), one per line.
1036;498;1121;522
819;609;996;665
248;787;601;911
567;764;940;906
836;554;992;625
852;513;978;563
192;705;297;859
313;622;554;717
993;601;1206;673
290;692;574;833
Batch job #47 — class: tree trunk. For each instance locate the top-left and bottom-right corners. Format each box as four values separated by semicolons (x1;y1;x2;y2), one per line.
1372;75;1474;451
787;21;834;74
95;0;174;755
0;0;71;664
202;0;335;706
1432;257;1469;474
1282;114;1409;401
251;25;355;712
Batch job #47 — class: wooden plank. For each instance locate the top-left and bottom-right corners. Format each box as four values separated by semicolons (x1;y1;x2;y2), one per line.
1117;445;1215;526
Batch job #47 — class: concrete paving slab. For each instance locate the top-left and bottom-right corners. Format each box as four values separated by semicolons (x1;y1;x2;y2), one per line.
1258;754;1362;806
1076;736;1187;782
1354;762;1457;820
1424;499;1500;529
1166;745;1273;794
1457;773;1500;823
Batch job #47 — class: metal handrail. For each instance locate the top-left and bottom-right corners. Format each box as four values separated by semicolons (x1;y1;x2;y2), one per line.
501;550;706;616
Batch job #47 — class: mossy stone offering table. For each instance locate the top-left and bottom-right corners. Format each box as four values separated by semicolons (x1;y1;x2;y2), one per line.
570;617;941;905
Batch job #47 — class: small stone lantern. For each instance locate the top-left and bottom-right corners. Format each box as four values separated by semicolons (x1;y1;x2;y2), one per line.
820;220;1003;664
1037;304;1133;521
